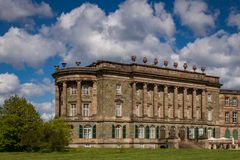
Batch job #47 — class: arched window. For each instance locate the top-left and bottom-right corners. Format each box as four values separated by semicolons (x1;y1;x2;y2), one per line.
160;126;166;139
83;125;92;139
115;125;122;139
225;129;230;138
138;126;145;139
208;128;212;138
233;129;238;140
149;126;155;139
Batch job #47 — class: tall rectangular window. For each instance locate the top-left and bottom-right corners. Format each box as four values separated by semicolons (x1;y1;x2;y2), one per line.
233;112;238;123
71;86;77;95
225;112;230;123
232;97;238;107
208;110;212;121
82;85;90;95
136;104;140;117
115;126;121;139
116;84;122;95
138;126;144;139
208;94;212;103
115;103;122;117
83;126;92;139
225;97;230;106
82;103;90;117
149;127;155;139
69;104;76;116
147;105;152;117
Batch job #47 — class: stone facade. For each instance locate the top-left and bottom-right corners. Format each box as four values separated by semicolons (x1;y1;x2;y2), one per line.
52;60;239;148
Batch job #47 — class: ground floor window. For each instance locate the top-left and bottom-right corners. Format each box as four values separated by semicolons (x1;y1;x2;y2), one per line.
233;129;238;140
189;128;195;139
225;129;230;138
83;125;92;139
208;128;212;138
138;126;145;139
149;126;155;139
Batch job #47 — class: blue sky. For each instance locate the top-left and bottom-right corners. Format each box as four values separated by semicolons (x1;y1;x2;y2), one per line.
0;0;240;120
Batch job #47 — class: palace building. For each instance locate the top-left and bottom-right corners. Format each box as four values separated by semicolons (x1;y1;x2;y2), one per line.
52;57;240;149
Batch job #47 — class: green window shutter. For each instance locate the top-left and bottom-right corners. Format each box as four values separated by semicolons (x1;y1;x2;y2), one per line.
92;125;96;139
112;125;115;138
225;129;230;138
123;125;126;139
187;127;189;139
135;125;138;138
213;128;216;138
233;129;238;140
145;126;149;139
195;127;199;139
79;125;83;138
204;127;207;134
156;126;159;139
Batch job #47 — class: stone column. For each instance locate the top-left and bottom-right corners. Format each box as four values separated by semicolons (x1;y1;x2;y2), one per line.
174;86;178;119
164;85;168;118
132;82;136;116
192;89;197;119
183;87;187;119
153;84;158;117
201;89;206;120
55;83;60;118
143;83;148;117
92;80;98;115
62;81;67;117
77;80;82;116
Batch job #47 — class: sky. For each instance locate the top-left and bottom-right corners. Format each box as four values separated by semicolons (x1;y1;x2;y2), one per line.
0;0;240;120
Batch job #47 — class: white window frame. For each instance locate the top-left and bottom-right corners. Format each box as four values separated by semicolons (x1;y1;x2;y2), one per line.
208;94;212;103
158;106;161;117
71;86;77;95
82;85;90;95
136;89;141;97
116;103;122;117
149;126;155;139
136;104;140;117
208;129;212;138
83;126;92;139
225;97;230;106
189;128;195;139
148;91;152;100
116;84;122;95
82;103;90;117
232;97;238;107
115;126;122;139
199;128;204;137
69;103;76;116
147;104;152;117
208;110;212;121
138;126;145;139
233;112;238;124
225;112;230;123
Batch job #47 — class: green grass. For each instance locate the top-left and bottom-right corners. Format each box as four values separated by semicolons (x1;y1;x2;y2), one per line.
1;149;240;160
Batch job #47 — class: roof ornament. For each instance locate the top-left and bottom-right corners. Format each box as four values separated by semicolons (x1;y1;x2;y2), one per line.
192;65;197;72
76;61;81;66
183;63;188;70
173;62;178;69
131;55;136;63
153;58;158;65
54;65;60;71
164;60;168;67
201;66;206;73
61;62;67;68
143;56;147;64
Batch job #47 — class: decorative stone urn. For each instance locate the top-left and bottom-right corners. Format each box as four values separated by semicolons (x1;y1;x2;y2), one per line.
201;66;206;73
192;65;197;72
143;56;147;64
61;62;67;68
131;55;136;63
183;63;188;70
173;62;178;69
153;58;158;65
76;61;81;66
164;60;168;67
54;65;60;71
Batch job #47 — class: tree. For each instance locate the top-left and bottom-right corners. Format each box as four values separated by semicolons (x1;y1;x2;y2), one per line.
42;119;72;151
0;96;42;151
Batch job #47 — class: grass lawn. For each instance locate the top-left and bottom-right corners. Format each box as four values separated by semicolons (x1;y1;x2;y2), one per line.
1;148;240;160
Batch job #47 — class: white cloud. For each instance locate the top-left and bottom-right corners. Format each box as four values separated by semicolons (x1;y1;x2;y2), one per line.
174;0;217;36
179;30;240;89
0;27;64;68
0;0;53;21
41;0;176;64
41;112;55;121
228;11;240;30
0;73;20;94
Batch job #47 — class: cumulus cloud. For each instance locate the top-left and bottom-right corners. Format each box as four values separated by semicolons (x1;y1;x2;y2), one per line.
0;0;53;21
174;0;217;36
41;0;176;64
0;27;64;68
33;100;55;121
179;30;240;89
228;11;240;30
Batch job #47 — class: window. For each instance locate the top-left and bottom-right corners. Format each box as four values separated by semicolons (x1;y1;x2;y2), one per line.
136;89;141;96
82;85;90;95
83;125;92;139
71;86;77;95
149;126;155;139
158;92;161;98
225;97;230;106
208;110;212;121
147;105;152;117
233;112;238;123
69;104;76;116
158;106;161;117
199;128;204;137
116;103;122;117
138;126;145;139
115;126;122;139
232;97;238;107
189;128;195;139
136;104;140;117
148;91;152;100
116;84;121;95
225;112;230;123
208;129;212;138
82;103;90;117
208;94;212;103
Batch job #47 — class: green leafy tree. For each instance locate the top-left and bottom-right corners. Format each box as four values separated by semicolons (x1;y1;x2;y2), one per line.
0;95;42;151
